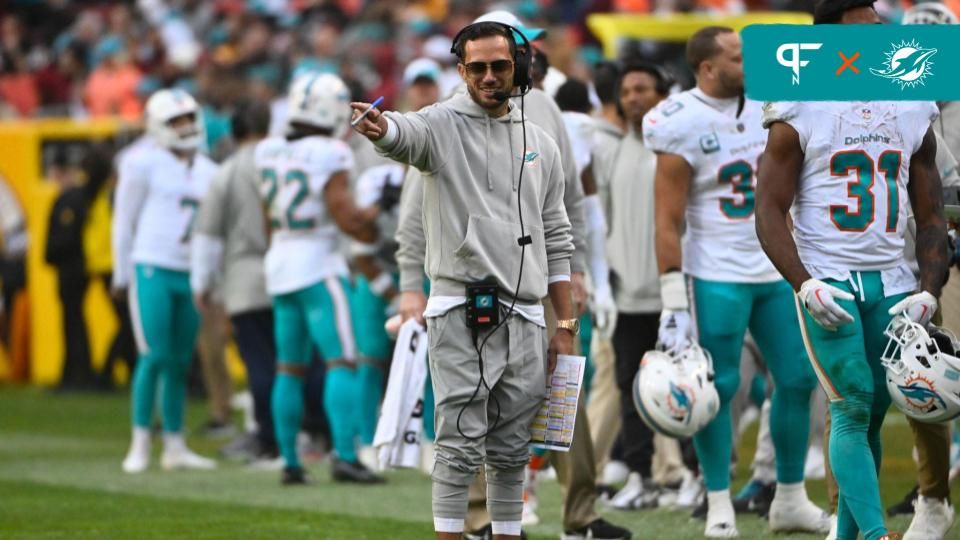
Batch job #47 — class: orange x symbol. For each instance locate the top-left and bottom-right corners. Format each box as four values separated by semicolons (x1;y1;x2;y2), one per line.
836;51;861;75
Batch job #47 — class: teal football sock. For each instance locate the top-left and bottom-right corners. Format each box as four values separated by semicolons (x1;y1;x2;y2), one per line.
829;395;887;540
325;366;360;463
272;372;305;469
357;363;383;446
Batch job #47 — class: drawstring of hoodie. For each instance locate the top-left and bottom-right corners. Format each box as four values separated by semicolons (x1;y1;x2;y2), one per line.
485;115;493;190
509;114;517;191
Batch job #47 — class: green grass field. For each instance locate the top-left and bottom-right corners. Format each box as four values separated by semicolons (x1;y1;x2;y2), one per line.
0;387;957;539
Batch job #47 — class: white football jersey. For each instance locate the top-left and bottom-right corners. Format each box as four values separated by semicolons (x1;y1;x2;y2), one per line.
561;111;596;178
762;101;938;275
255;135;355;295
643;89;780;283
112;145;216;287
354;163;405;272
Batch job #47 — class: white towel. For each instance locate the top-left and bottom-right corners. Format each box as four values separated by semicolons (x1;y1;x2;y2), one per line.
374;319;428;469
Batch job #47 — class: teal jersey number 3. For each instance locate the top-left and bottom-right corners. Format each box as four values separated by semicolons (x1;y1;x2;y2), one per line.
718;159;760;220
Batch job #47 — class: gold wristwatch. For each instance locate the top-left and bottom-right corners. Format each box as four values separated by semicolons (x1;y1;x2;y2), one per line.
557;318;581;335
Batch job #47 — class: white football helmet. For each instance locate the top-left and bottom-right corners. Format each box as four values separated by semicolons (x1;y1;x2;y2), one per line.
903;2;958;25
145;88;203;151
286;72;351;138
633;344;720;438
882;315;960;423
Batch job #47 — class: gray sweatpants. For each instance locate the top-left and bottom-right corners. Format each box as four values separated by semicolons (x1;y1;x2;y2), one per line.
427;306;547;528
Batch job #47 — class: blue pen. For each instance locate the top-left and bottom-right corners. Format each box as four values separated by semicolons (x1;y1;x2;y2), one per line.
351;96;385;127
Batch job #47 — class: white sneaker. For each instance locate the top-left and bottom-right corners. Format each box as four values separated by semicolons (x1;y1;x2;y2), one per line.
805;445;826;480
358;445;379;472
705;490;739;538
676;470;704;509
602;460;629;485
161;447;217;470
122;444;150;473
609;472;657;510
769;494;831;533
904;496;955;540
826;514;838;540
248;455;285;471
122;428;151;474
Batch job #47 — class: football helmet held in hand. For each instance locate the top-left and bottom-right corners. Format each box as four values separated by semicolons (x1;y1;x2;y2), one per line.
882;315;960;423
633;343;720;438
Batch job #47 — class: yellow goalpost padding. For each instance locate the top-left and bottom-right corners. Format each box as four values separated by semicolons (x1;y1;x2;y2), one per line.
587;12;814;58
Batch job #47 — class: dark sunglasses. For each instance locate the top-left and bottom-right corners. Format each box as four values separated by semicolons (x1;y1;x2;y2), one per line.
462;60;514;78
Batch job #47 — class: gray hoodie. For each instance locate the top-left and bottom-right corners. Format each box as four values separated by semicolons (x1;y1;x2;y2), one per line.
377;93;573;302
519;89;588;274
191;143;270;314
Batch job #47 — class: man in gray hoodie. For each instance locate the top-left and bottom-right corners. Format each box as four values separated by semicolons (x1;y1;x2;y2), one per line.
352;22;576;540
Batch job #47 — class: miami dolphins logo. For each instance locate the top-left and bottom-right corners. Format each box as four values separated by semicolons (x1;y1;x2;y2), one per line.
897;375;947;412
667;382;695;424
870;39;937;89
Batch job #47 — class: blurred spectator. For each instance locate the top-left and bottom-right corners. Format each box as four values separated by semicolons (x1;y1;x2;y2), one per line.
45;151;95;391
400;57;440;112
34;43;86;117
80;144;139;390
0;50;38;118
84;36;143;120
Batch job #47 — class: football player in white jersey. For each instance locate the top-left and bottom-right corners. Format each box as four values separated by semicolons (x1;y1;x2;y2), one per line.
114;89;218;473
645;26;826;537
256;73;383;485
756;3;949;540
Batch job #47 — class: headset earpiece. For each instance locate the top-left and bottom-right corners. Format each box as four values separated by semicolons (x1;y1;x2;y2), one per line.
449;21;533;95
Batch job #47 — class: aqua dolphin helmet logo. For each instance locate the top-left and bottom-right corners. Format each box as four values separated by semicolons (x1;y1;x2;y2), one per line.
898;375;948;412
870;39;938;89
667;381;694;424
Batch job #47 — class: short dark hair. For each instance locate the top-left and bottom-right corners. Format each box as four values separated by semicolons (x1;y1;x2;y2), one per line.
231;100;271;140
453;22;517;62
619;61;672;96
593;61;621;106
813;0;877;24
554;79;592;114
686;26;735;72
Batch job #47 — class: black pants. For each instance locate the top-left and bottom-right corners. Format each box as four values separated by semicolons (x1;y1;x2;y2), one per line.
231;308;328;454
0;256;25;345
612;311;659;478
57;271;93;388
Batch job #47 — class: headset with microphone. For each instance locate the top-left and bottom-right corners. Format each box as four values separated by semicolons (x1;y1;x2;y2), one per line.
450;21;533;103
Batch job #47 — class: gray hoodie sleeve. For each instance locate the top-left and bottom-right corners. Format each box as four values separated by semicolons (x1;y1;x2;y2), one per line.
542;144;575;278
375;109;440;173
395;167;427;292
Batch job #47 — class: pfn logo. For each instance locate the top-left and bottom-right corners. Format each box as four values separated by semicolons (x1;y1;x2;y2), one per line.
777;43;823;85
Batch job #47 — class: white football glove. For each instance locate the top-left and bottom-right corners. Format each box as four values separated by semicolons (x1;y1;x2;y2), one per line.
887;291;938;327
798;279;855;331
591;284;618;339
658;309;692;354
